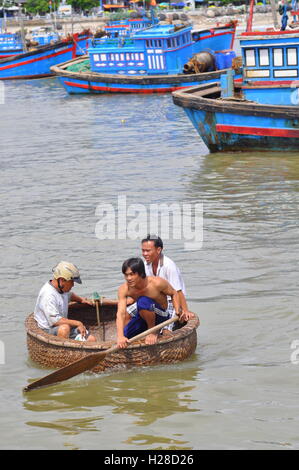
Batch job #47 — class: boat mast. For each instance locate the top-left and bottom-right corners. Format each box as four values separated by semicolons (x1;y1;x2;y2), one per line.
246;0;255;32
269;0;279;29
19;6;27;52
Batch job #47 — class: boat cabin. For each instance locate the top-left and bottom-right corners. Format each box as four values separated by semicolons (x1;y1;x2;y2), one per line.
88;23;193;76
104;17;157;38
30;27;59;45
0;32;23;52
239;30;299;104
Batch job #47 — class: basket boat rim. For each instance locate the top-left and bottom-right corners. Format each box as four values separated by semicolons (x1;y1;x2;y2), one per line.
25;312;200;352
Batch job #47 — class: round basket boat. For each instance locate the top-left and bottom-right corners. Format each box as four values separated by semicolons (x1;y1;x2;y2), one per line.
25;301;200;373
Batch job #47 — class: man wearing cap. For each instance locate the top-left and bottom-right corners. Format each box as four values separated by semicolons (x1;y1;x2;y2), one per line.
34;261;96;342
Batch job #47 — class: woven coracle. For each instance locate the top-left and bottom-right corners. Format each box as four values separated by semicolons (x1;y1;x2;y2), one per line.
25;302;200;373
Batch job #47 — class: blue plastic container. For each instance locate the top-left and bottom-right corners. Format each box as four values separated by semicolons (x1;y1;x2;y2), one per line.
215;49;236;70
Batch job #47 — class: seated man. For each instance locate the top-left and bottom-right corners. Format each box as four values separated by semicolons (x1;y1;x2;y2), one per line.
127;235;195;327
34;261;96;342
116;257;183;348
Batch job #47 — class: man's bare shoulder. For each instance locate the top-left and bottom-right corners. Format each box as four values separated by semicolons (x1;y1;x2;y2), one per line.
118;282;129;296
148;275;168;287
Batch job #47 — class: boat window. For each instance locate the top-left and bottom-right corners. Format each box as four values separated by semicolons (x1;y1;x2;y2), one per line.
259;48;269;66
287;48;298;66
245;49;256;67
273;48;283;67
274;69;298;77
100;54;106;61
167;39;171;48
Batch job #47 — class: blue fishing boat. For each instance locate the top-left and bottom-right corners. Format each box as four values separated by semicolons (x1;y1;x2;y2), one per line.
0;32;24;57
172;2;299;152
30;26;60;46
103;15;159;37
0;31;90;80
51;20;237;94
0;24;65;58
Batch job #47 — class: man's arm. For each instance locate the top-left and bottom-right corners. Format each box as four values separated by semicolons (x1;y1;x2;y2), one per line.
70;292;94;306
176;290;195;322
160;279;194;322
159;278;180;316
116;284;130;348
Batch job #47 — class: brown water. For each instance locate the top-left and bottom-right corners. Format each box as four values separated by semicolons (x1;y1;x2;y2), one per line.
0;78;299;450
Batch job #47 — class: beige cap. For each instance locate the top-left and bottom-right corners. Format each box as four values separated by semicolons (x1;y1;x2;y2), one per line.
52;261;82;284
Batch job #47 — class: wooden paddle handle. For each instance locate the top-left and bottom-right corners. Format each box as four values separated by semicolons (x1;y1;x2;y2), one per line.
103;314;180;355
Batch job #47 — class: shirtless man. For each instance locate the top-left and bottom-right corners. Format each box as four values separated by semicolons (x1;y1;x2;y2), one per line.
117;257;188;348
126;235;195;326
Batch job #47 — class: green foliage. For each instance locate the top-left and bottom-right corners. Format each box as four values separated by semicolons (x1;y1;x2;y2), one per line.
26;0;54;14
25;0;62;14
25;0;99;15
66;0;99;12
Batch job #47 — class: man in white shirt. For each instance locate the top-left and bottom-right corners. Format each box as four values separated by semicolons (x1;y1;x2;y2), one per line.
141;234;194;321
127;235;194;325
34;261;96;342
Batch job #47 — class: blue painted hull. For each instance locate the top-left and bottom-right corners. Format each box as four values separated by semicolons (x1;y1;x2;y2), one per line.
52;22;236;94
0;35;89;80
0;33;24;58
52;62;233;94
0;48;24;58
172;82;299;152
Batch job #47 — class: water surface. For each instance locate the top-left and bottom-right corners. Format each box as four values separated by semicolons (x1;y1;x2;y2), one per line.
1;78;299;450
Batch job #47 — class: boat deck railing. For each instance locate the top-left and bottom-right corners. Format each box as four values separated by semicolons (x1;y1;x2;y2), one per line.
90;37;135;47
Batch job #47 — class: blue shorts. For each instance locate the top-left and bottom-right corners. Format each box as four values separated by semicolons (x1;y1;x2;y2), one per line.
124;296;170;339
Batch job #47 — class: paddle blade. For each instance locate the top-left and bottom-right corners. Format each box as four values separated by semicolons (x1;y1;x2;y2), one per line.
23;350;107;392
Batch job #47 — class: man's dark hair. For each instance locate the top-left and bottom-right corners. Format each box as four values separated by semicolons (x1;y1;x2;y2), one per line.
141;234;163;249
122;257;146;279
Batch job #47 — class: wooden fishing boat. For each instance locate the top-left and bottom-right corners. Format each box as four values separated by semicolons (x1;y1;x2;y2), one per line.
0;32;24;58
0;31;90;80
172;0;299;152
25;301;199;373
51;21;237;94
173;27;299;150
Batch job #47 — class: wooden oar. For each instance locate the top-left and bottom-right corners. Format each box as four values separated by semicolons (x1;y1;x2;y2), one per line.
23;315;179;393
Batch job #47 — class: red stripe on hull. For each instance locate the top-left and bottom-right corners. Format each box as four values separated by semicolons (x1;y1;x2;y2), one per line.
242;80;298;87
0;53;21;58
64;80;188;93
0;46;74;71
0;73;52;80
216;124;299;138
